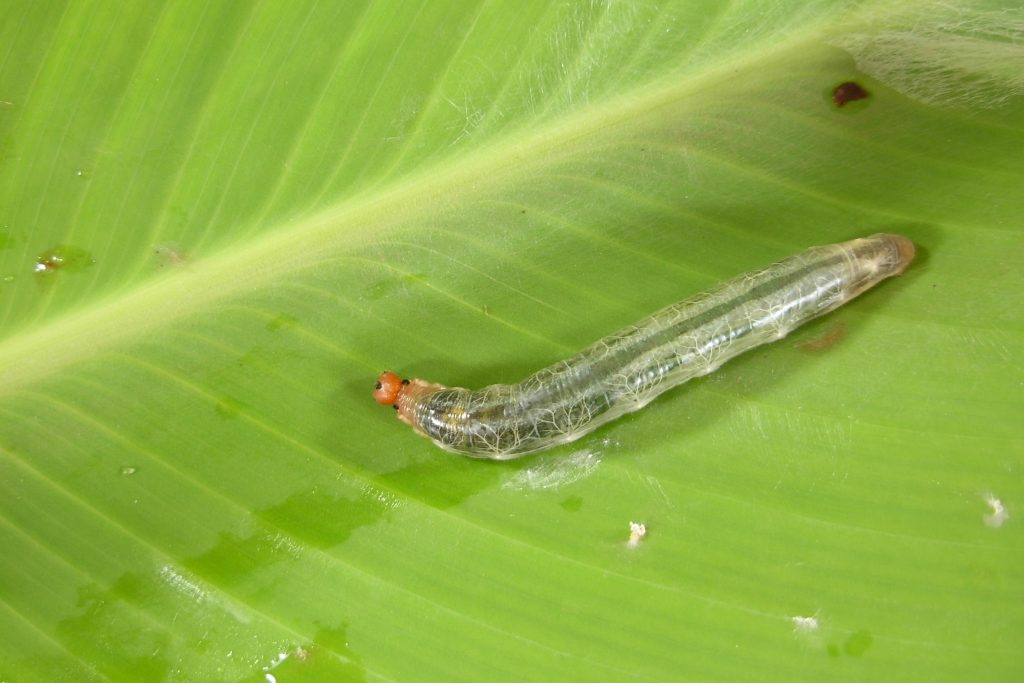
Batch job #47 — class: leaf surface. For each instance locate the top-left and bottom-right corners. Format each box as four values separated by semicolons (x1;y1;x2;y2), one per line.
1;1;1022;681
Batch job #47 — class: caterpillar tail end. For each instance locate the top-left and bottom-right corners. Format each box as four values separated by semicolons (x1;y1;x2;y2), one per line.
889;234;916;275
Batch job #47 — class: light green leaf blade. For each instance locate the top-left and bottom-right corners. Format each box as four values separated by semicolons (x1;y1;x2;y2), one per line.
1;1;1022;681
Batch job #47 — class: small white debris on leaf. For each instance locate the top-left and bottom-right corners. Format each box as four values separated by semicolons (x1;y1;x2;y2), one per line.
159;565;205;602
791;615;819;632
626;521;647;548
983;494;1008;528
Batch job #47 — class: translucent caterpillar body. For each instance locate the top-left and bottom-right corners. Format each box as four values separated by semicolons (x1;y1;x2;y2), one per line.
374;234;915;459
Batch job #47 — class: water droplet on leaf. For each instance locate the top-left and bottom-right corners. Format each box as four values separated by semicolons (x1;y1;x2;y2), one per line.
34;245;95;278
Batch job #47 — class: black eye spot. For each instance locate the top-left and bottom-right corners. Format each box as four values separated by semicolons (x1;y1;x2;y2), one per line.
401;379;410;385
374;381;382;390
393;404;399;410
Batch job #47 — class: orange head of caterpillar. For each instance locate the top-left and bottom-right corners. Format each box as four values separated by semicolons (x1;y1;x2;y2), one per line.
373;371;409;407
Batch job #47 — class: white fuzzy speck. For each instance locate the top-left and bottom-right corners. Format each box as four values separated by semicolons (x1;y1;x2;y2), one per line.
791;615;819;632
626;521;647;548
984;494;1009;528
265;674;276;683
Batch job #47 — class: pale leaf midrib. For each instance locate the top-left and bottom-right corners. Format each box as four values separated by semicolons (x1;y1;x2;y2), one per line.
0;29;831;395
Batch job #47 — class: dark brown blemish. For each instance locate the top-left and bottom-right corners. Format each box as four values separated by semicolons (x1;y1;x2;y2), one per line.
833;81;869;107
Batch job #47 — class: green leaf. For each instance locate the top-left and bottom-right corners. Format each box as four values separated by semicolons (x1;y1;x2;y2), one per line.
2;1;1022;681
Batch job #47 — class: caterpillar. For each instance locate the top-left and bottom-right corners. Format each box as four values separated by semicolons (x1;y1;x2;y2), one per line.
374;233;915;459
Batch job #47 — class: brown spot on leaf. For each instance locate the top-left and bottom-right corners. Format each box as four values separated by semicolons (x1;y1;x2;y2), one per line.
832;81;869;107
795;322;845;353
